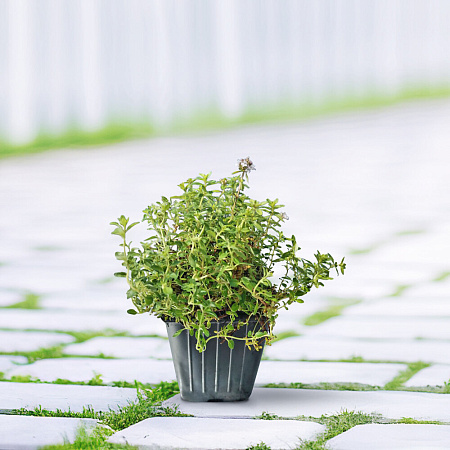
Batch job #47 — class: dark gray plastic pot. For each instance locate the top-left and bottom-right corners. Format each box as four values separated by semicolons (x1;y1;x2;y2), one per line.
165;317;265;402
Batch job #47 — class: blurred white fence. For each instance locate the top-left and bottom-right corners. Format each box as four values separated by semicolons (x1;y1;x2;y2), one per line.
1;0;450;145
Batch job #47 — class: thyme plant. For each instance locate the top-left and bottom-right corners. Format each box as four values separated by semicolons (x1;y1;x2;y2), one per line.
111;158;345;351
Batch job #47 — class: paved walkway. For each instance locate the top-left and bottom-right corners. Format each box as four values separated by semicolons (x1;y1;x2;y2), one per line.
1;99;450;448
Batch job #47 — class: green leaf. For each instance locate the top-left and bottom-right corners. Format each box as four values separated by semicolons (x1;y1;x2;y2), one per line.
111;228;125;237
231;303;239;312
114;252;126;261
162;285;173;295
227;339;235;349
114;272;127;278
127;309;137;315
126;289;137;299
126;222;140;231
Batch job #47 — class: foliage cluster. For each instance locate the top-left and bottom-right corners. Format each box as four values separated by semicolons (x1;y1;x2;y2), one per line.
112;158;345;351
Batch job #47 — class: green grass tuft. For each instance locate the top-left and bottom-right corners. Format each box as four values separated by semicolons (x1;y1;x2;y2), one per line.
398;417;443;425
246;443;272;450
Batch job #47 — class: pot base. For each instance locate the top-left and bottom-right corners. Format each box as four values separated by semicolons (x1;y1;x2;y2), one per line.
166;320;264;402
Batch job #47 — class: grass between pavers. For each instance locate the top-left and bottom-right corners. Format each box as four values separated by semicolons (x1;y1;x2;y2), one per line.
384;362;430;390
433;271;450;282
3;293;42;310
262;360;447;394
4;379;450;449
271;330;300;342
264;380;450;395
0;371;175;389
348;227;426;256
2;86;450;160
389;283;412;297
39;426;138;449
0;372;107;386
7;381;188;449
0;328;166;363
253;410;449;450
302;298;360;326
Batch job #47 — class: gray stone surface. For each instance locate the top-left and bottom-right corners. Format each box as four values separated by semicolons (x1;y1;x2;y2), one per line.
108;417;325;449
164;388;450;421
0;381;137;412
327;424;450;449
302;316;450;340
0;330;75;352
0;355;28;374
255;361;406;386
7;357;176;384
264;336;450;364
64;336;172;359
405;365;450;388
0;415;98;450
0;309;166;336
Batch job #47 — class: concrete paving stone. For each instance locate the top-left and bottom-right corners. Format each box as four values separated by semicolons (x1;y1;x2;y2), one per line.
0;381;137;412
343;261;436;286
0;330;75;352
40;288;127;312
0;415;98;450
0;355;28;375
327;424;450;449
405;365;450;388
302;316;450;340
7;357;176;384
0;290;22;306
302;274;392;301
405;280;450;299
108;417;325;450
0;265;90;294
0;309;167;336
367;235;450;267
164;387;450;421
64;336;172;359
264;335;450;364
255;361;406;386
343;297;450;317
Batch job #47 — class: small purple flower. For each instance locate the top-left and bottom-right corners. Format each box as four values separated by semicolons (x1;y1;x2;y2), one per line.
237;157;256;174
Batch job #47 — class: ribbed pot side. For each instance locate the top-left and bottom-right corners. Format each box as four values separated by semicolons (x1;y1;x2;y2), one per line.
165;319;265;402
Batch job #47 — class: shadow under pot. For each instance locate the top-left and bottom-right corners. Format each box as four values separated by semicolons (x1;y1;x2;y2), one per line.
165;317;265;402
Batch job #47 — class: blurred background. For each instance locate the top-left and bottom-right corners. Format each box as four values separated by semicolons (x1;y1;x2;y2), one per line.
1;0;450;152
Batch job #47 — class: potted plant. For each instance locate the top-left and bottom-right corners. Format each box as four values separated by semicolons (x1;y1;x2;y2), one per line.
111;157;345;402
